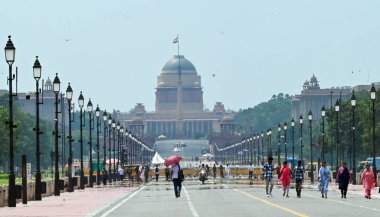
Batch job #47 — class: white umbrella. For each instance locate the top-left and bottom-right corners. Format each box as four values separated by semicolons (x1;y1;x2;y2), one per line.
151;152;165;165
202;153;213;158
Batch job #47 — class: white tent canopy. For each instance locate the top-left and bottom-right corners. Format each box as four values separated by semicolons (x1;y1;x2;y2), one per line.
151;152;165;165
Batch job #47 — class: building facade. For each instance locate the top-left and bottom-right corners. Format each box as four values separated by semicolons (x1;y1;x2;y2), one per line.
116;55;235;139
291;74;379;122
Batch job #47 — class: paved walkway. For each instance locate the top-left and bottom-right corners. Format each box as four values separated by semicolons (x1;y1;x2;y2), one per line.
0;182;142;217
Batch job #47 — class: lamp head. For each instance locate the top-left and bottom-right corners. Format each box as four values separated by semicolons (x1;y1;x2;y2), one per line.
351;90;356;107
370;83;376;100
53;73;61;94
33;56;42;81
95;105;100;117
321;105;326;117
5;35;15;64
87;99;93;112
78;91;84;108
66;83;73;100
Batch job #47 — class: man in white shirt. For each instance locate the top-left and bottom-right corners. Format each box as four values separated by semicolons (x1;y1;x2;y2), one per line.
118;167;124;182
248;163;254;180
171;163;182;198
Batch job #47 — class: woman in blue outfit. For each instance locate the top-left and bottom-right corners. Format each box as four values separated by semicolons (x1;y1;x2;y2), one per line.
318;161;331;199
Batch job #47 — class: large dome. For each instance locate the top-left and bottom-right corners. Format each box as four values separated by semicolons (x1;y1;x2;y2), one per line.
161;55;197;74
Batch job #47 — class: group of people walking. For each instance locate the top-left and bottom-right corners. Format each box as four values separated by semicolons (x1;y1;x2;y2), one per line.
263;157;377;199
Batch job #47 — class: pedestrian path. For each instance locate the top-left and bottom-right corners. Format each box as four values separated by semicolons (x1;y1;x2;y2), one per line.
0;182;142;217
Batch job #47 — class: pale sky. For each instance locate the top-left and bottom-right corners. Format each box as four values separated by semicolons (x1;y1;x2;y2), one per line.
1;0;380;112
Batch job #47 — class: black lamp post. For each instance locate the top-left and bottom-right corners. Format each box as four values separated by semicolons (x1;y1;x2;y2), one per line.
308;110;314;184
321;106;326;161
5;35;16;207
107;115;112;184
351;91;356;184
269;128;272;158
299;115;304;165
291;118;295;168
78;91;85;189
283;121;288;162
112;119;116;182
87;99;94;187
116;122;121;171
53;73;61;196
102;110;108;185
335;99;340;180
95;105;101;185
370;84;377;186
120;126;124;167
65;83;74;192
261;132;264;164
32;56;43;200
278;123;281;165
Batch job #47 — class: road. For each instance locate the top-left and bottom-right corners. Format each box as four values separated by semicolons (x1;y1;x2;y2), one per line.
93;179;380;217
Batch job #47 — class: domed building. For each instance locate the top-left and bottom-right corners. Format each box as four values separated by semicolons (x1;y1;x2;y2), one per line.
117;54;235;139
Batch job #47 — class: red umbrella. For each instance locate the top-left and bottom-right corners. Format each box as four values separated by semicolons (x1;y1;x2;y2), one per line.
165;155;183;166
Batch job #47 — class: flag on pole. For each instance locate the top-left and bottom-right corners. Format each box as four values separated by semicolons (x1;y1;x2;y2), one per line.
173;35;179;44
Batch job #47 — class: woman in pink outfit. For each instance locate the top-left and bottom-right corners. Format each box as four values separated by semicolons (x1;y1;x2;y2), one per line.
278;161;292;197
362;163;375;199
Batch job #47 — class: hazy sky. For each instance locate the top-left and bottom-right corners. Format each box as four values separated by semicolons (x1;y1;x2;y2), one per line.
1;0;380;112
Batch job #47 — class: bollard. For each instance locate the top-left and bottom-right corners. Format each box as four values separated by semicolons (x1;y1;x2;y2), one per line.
22;155;27;204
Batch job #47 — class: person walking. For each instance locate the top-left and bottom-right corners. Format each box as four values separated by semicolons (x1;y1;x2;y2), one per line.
263;157;276;197
206;164;210;177
277;161;292;197
155;165;160;182
135;165;140;181
139;165;145;182
144;165;150;183
362;163;375;199
212;164;217;179
165;166;170;181
225;164;231;179
294;160;305;198
318;161;331;199
171;163;182;198
337;162;350;199
248;163;254;180
118;166;125;182
219;164;224;178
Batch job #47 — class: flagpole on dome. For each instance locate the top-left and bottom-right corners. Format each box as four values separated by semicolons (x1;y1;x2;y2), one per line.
173;35;181;77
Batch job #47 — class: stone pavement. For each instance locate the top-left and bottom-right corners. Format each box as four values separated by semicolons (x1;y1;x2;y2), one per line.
0;182;142;217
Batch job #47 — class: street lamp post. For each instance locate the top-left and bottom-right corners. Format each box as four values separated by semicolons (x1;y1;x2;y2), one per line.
308;110;314;184
120;126;124;167
87;99;94;187
108;115;112;184
95;105;101;185
32;56;43;200
278;123;281;165
5;35;17;207
269;128;272;158
261;131;264;164
112;119;116;182
78;91;85;189
65;83;74;192
284;122;288;162
53;73;61;196
300;115;304;164
102;111;108;185
351;91;356;184
321;106;326;161
291;118;295;168
116;122;121;171
335;99;340;181
370;84;377;186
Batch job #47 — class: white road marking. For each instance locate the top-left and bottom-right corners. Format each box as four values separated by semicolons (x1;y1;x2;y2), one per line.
303;193;380;212
97;186;146;217
183;186;200;217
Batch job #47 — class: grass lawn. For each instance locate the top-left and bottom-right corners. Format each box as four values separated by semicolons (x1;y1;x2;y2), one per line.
0;178;23;185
